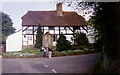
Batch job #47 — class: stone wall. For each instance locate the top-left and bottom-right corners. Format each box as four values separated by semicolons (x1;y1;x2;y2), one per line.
0;44;6;53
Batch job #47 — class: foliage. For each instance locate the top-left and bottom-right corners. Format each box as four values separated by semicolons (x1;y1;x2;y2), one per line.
52;46;57;51
56;34;71;51
34;24;43;49
0;34;6;43
92;3;120;73
89;43;94;49
0;12;15;38
73;32;89;46
21;49;41;54
72;45;87;50
53;49;100;57
87;25;96;41
0;12;15;44
92;3;119;58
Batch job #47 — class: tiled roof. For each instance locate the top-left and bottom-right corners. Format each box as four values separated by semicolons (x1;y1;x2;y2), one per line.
22;11;86;26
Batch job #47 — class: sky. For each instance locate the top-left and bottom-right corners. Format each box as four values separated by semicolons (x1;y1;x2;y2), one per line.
0;0;73;31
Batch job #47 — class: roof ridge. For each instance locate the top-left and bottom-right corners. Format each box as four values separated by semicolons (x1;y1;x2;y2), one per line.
28;10;75;13
28;10;56;12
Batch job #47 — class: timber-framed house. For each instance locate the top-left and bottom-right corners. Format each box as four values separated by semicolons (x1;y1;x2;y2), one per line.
21;3;87;49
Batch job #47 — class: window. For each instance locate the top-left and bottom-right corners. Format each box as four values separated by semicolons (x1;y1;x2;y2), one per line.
53;35;57;41
73;26;80;30
29;36;32;40
26;29;32;34
27;36;32;41
49;26;55;30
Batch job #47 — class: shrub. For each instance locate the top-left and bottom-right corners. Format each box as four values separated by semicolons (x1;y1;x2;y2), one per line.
73;32;89;46
56;34;71;52
52;46;57;51
71;45;87;50
34;24;43;49
53;51;66;57
89;43;94;49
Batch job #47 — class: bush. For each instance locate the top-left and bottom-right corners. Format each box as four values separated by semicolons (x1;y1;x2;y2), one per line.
56;34;71;51
89;43;94;49
73;32;89;46
52;46;57;51
21;49;41;54
53;51;66;57
72;45;87;50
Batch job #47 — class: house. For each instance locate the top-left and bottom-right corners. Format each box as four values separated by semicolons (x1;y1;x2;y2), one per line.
22;3;87;49
6;29;22;52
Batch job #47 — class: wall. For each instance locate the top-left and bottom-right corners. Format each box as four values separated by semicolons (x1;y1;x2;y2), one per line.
6;30;22;52
22;26;95;47
22;26;74;46
22;45;34;50
0;44;6;53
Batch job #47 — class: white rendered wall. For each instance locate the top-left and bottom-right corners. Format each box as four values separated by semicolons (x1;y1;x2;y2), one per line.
22;26;95;46
6;30;22;52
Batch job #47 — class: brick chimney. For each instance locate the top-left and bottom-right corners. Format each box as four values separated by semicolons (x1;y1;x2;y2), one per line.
57;3;63;16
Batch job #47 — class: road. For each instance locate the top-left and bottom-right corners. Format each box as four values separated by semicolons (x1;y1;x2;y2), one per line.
2;53;101;73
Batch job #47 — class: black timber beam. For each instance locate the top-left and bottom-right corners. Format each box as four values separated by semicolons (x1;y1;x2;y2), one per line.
81;26;88;33
22;26;30;32
67;27;74;32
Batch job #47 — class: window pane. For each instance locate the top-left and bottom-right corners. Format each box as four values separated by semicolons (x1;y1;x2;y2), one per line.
49;26;55;30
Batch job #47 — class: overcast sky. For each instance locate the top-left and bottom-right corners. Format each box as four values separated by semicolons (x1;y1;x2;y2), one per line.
0;0;73;31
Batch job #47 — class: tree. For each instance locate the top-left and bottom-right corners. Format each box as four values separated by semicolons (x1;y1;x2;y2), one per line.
92;3;120;73
0;12;15;37
93;3;119;57
74;32;89;46
0;12;15;43
56;34;71;51
0;34;6;44
71;32;89;50
34;24;43;49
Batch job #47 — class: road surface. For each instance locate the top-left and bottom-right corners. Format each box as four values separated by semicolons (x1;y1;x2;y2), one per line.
2;53;101;73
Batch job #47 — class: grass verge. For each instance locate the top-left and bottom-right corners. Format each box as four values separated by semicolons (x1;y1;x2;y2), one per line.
2;49;101;58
